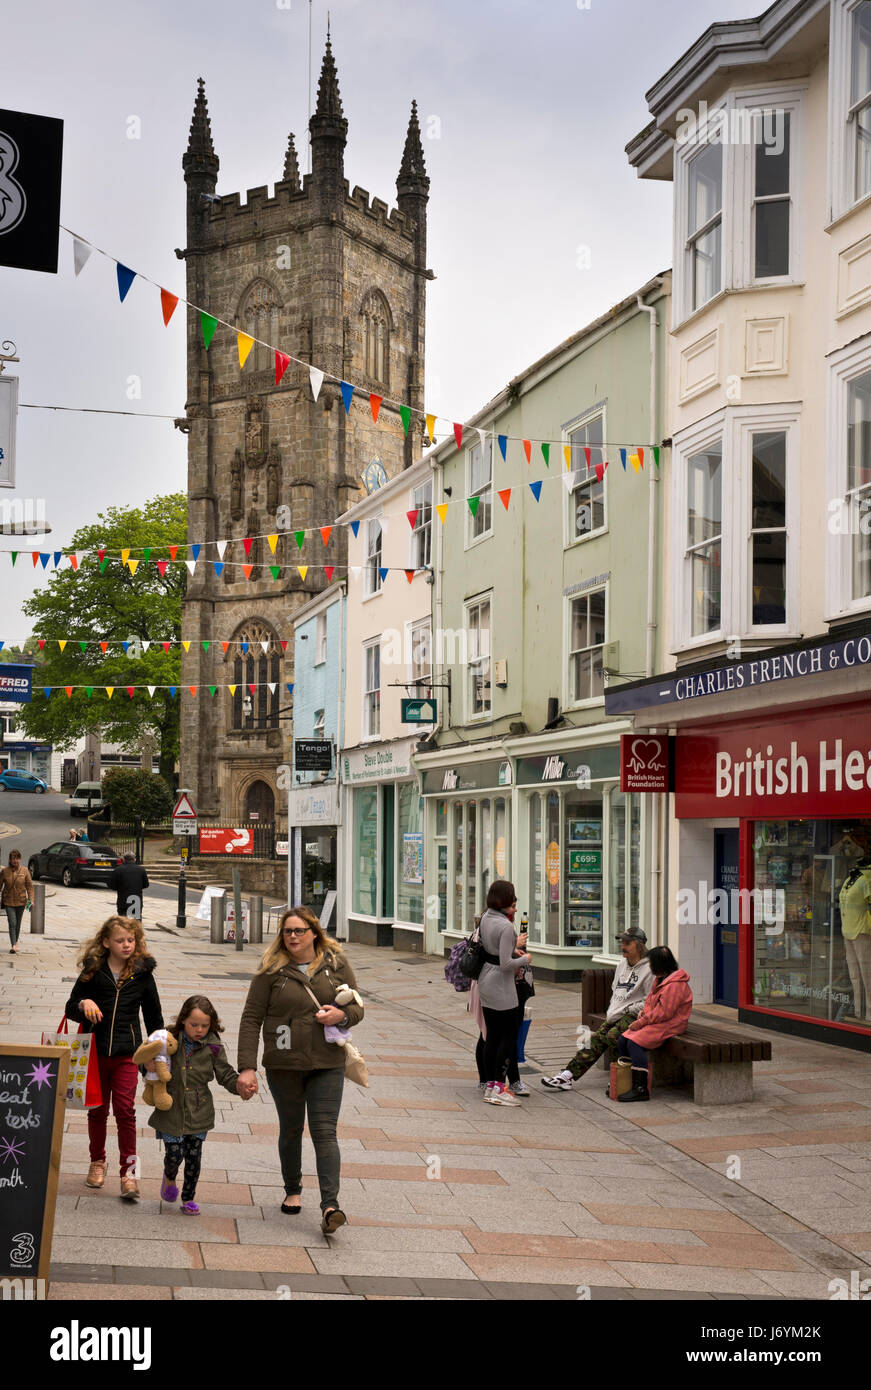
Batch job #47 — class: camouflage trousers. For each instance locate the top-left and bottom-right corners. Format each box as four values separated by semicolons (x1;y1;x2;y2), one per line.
566;1012;636;1079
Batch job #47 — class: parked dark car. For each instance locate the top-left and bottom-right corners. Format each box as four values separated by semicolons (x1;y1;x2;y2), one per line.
28;842;124;889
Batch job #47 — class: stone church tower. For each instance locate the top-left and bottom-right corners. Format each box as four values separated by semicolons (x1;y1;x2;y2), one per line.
178;39;430;819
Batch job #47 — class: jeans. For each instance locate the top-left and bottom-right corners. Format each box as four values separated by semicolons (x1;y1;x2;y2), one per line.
5;904;25;946
617;1034;649;1071
89;1055;139;1176
476;999;524;1084
265;1065;345;1211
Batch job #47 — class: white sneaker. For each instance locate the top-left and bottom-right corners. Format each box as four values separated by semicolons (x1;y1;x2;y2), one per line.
513;1080;530;1096
540;1073;573;1091
489;1084;520;1107
483;1083;497;1102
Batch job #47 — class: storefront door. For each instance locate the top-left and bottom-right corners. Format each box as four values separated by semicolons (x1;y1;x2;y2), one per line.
714;829;739;1006
302;828;337;919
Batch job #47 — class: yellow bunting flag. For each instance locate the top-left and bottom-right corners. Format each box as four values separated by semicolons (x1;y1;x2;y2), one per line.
105;687;114;699
181;641;191;653
630;453;641;474
563;445;572;470
121;549;130;565
128;559;139;575
58;640;67;652
267;534;278;554
435;503;449;525
425;414;436;444
238;333;255;368
297;565;308;581
228;684;237;696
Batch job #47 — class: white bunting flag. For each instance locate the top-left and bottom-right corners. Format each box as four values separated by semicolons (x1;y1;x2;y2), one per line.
477;428;488;450
562;470;576;493
309;366;324;402
186;560;197;576
146;686;156;698
141;640;151;653
73;238;92;277
268;682;276;695
260;640;269;654
216;540;228;560
350;566;362;582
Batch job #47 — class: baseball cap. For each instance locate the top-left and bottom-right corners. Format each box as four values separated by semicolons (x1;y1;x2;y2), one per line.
620;927;647;944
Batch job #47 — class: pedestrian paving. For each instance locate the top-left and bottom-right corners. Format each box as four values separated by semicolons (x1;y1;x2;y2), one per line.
4;885;871;1301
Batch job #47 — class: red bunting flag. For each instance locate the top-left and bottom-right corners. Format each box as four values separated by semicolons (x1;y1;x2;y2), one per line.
248;683;256;695
406;509;419;530
369;393;382;423
32;553;39;568
637;447;644;467
522;440;531;464
100;641;108;652
280;640;288;652
156;560;168;577
38;639;45;650
69;554;78;570
168;545;178;562
126;686;135;698
98;548;106;564
162;641;171;652
498;488;511;510
320;527;332;547
242;564;253;580
584;447;591;470
453;423;463;449
65;686;73;698
160;289;179;325
275;351;290;385
222;641;230;654
405;569;414;584
324;566;335;583
243;538;253;558
189;687;197;697
594;463;606;484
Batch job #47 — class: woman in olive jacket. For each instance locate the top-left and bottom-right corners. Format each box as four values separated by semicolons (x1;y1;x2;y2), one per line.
237;904;363;1233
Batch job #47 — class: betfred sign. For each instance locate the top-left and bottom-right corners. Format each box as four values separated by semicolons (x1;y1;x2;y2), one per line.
620;735;671;792
199;828;254;855
675;705;871;817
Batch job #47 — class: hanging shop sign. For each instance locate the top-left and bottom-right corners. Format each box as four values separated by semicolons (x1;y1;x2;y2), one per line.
675;704;871;818
620;734;672;792
0;109;63;274
0;662;33;703
0;374;18;488
295;739;333;772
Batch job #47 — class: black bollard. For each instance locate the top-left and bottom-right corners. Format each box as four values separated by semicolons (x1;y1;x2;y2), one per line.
176;863;187;929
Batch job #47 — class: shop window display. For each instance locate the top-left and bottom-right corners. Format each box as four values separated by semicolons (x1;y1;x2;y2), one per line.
752;820;871;1027
352;787;379;916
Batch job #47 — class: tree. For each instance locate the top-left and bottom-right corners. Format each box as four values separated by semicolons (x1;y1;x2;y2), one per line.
102;767;174;822
16;494;187;779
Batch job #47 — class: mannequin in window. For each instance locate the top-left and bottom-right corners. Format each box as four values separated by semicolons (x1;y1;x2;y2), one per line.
838;829;871;1024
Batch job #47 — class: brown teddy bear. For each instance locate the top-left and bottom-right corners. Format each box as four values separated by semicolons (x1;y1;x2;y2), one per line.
132;1028;179;1111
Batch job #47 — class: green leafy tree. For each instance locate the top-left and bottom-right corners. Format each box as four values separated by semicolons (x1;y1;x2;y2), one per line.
17;494;187;779
102;767;174;822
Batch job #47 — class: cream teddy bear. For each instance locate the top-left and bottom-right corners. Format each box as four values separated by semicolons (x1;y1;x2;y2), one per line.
132;1028;179;1111
323;984;362;1043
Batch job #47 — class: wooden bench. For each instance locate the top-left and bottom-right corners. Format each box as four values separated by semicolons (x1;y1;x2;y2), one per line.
582;969;772;1106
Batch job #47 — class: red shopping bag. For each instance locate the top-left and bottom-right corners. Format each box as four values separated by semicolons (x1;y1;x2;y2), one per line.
41;1016;103;1109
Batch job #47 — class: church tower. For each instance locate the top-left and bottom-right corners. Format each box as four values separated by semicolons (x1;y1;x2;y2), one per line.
178;42;430;819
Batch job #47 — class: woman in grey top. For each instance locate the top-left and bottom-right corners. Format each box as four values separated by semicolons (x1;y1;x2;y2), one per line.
477;880;530;1106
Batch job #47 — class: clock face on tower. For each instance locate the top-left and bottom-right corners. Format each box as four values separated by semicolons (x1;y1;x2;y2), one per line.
362;458;388;494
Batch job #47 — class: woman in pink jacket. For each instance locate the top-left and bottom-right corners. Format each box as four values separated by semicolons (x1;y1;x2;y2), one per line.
615;946;692;1103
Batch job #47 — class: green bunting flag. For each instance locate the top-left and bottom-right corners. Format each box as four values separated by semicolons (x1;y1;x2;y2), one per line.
143;548;151;564
294;531;305;551
209;685;218;697
79;642;87;652
652;446;660;468
202;640;210;652
270;565;281;580
201;313;218;349
10;552;18;566
467;496;480;517
100;558;109;573
541;442;550;467
85;687;93;697
400;405;411;437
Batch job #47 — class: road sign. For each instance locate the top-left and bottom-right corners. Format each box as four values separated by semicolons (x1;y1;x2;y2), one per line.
401;697;437;723
173;792;197;818
173;818;198;836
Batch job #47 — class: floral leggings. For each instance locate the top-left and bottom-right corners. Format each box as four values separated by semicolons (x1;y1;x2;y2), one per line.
163;1135;204;1203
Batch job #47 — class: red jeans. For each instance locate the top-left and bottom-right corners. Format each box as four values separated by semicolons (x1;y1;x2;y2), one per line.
88;1054;139;1177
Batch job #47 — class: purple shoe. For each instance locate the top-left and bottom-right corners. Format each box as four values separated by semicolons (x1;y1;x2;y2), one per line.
160;1175;179;1203
180;1201;200;1215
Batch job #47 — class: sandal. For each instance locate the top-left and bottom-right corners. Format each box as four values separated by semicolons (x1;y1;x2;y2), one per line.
321;1207;346;1234
180;1201;200;1215
281;1197;302;1215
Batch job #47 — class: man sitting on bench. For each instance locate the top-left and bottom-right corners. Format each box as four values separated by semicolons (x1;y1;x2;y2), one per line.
541;926;653;1091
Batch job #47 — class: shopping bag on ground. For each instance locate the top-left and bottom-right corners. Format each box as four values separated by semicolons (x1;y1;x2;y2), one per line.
517;1006;532;1063
41;1016;102;1109
609;1058;634;1101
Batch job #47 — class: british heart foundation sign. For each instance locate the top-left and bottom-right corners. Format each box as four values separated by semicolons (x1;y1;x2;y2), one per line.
620;734;671;793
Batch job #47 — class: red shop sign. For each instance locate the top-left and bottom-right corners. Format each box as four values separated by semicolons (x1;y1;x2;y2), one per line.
199;828;254;855
620;734;671;792
675;704;871;818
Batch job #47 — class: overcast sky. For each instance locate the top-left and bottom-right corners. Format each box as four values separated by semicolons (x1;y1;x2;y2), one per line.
1;0;756;640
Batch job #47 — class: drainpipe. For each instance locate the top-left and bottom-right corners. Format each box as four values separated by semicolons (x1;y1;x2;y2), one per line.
636;287;663;945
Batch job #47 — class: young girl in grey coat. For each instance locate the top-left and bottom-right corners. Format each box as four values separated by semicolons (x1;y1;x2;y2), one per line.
477;880;530;1106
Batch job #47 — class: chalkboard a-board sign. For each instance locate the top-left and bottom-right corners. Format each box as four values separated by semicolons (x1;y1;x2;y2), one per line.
0;1044;69;1286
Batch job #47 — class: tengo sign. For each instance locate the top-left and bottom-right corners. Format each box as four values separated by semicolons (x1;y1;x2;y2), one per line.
675;705;871;817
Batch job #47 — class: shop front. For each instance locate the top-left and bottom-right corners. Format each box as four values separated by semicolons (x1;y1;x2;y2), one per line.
341;738;424;950
290;783;339;934
420;739;650;979
675;700;871;1049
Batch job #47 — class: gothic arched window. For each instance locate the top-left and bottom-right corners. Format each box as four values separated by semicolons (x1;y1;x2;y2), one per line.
230;620;282;731
239;279;282;375
361;289;392;387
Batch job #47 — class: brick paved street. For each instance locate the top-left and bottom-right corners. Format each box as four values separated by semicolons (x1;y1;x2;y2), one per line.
4;886;871;1301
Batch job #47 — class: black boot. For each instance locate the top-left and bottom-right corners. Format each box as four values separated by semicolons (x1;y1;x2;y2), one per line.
618;1067;649;1102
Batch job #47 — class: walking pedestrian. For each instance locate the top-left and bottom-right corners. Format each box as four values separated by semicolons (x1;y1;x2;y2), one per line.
478;880;531;1106
614;946;693;1103
108;853;149;920
237;905;364;1233
64;915;164;1198
149;995;252;1215
0;848;33;954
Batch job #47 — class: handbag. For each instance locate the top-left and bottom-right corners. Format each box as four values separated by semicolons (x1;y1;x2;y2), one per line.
459;926;498;980
41;1016;103;1109
301;983;369;1088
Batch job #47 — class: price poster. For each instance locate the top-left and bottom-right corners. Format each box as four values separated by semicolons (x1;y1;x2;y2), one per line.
0;1044;69;1287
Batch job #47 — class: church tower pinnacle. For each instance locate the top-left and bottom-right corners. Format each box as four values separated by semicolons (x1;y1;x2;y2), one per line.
309;35;347;197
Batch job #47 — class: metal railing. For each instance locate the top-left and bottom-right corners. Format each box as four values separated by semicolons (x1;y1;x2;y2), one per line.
87;812;284;862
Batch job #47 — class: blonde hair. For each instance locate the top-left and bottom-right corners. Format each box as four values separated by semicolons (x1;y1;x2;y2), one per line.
256;904;343;976
77;915;151;982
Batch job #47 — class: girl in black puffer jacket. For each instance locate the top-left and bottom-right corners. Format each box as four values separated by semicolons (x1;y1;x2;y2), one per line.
65;915;163;1200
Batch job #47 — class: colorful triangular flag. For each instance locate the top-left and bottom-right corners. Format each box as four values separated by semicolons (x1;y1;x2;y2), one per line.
201;313;218;350
238;333;255;368
116;264;136;302
160;289;179;325
275;351;290;385
309;366;324;401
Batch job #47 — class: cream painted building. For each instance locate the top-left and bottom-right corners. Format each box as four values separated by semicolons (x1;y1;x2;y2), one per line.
338;456;434;949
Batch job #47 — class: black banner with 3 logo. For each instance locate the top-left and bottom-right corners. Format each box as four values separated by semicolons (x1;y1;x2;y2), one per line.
0;108;63;274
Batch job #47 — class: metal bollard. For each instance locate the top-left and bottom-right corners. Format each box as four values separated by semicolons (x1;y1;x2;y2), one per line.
209;891;226;944
30;881;46;935
249;894;263;944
